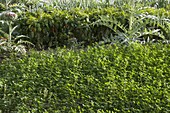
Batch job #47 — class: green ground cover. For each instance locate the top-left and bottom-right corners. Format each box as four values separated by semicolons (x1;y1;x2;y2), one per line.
0;43;170;112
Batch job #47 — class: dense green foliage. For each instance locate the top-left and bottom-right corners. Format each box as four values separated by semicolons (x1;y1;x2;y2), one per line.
0;43;170;112
0;1;170;112
16;5;170;49
17;7;128;49
1;0;170;50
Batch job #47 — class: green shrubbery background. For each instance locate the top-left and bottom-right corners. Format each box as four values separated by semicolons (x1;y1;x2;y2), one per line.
0;43;169;112
1;0;170;51
16;6;170;49
16;7;128;49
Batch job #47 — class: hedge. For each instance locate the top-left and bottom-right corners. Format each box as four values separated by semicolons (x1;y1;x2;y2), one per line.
0;43;170;112
15;6;170;49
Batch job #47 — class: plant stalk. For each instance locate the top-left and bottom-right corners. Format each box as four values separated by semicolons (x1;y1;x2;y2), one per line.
8;21;12;47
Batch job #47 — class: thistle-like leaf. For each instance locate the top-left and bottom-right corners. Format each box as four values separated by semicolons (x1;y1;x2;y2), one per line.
11;25;18;35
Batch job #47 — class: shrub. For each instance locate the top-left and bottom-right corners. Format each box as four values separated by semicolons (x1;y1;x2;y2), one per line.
0;43;170;112
16;7;128;49
15;5;170;50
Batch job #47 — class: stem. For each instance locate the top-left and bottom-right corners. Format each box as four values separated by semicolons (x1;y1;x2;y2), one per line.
129;14;133;31
129;0;135;31
5;0;8;9
8;21;12;47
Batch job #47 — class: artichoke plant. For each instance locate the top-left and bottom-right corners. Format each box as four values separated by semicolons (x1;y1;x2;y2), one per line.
0;10;33;61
